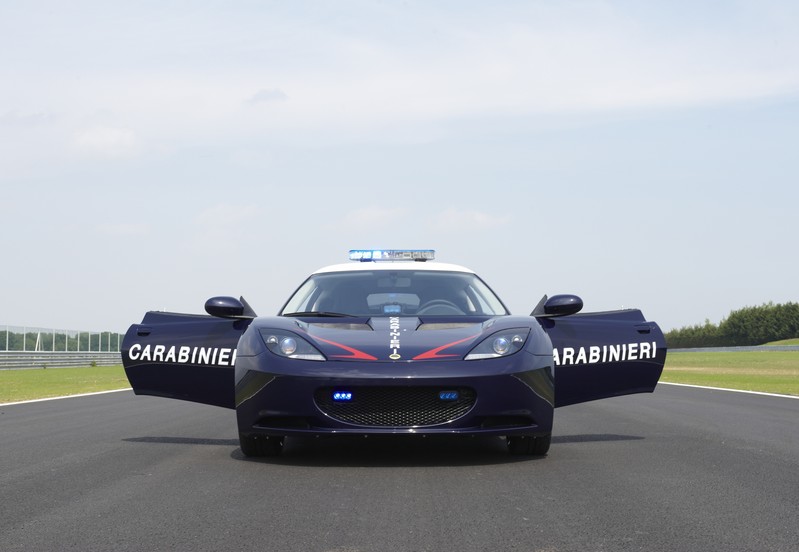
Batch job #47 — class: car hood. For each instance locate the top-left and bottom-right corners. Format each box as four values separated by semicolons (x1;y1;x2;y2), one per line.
302;317;491;362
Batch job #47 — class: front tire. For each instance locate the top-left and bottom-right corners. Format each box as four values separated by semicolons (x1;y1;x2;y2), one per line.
507;433;551;456
239;433;284;457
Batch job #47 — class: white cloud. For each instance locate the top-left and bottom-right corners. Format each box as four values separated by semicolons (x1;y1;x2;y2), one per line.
432;208;511;232
3;1;799;167
332;206;408;230
72;126;138;158
192;203;261;250
195;203;260;229
97;222;150;237
0;110;55;127
4;1;793;155
246;88;288;104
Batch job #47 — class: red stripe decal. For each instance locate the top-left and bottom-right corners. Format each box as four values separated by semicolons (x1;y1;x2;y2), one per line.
313;336;378;361
412;334;481;361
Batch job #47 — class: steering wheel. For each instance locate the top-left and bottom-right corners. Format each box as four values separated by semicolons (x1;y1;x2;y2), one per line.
417;299;464;315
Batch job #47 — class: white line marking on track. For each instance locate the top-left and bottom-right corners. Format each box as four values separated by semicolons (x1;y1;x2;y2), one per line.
0;388;132;406
658;382;798;400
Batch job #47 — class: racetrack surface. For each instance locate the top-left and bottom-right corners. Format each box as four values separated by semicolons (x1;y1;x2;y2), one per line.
1;385;796;552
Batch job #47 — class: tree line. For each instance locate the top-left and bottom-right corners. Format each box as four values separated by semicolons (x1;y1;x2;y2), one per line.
665;302;799;349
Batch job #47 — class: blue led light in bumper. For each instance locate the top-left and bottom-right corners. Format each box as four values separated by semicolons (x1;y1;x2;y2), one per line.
439;390;459;401
332;391;353;402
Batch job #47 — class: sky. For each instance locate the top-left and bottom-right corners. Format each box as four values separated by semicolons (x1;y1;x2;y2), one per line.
1;0;798;334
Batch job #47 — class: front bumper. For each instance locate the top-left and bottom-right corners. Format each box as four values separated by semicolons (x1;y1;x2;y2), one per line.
234;352;554;438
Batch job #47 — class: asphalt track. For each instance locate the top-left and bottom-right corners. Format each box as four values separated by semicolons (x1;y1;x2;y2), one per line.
1;385;797;552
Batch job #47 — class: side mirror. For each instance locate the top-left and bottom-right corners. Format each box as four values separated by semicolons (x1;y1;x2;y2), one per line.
531;294;583;317
205;296;256;319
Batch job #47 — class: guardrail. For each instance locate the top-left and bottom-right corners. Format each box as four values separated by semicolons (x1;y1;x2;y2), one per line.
0;351;123;370
1;325;122;353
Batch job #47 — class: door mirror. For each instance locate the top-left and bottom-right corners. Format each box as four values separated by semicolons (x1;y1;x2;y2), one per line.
531;294;583;317
205;296;247;318
544;294;583;316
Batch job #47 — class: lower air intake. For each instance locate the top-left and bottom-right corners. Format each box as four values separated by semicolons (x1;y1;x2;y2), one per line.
314;386;476;427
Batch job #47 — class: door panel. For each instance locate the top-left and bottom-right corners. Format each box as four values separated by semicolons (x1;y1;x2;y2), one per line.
122;311;251;409
538;310;666;408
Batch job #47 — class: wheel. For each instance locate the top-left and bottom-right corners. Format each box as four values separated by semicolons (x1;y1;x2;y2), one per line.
507;433;551;456
239;433;284;457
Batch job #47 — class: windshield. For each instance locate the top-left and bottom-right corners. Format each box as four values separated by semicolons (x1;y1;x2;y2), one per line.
281;270;509;317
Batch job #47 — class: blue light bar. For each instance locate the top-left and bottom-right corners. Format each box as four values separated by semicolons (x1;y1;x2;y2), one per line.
332;391;353;402
349;249;435;262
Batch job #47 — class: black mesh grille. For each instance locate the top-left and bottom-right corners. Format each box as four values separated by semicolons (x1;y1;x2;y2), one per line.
314;386;476;427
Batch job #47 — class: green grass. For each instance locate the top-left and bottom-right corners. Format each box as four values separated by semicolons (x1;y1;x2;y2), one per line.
764;338;799;346
0;365;129;403
663;351;799;396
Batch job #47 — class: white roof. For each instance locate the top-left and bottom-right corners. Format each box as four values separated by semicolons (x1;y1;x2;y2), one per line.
314;261;475;275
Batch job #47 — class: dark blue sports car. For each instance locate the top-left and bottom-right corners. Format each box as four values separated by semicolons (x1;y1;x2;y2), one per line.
122;250;666;457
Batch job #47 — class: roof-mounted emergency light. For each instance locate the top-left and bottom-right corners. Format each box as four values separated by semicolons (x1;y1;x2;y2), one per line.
349;249;435;262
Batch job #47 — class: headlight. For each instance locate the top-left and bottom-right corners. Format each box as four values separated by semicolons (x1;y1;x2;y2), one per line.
465;328;530;360
259;329;325;361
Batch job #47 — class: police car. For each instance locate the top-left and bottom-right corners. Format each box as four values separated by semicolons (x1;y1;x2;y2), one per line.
122;250;666;457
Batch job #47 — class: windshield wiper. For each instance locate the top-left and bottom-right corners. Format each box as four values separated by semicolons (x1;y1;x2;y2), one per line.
283;311;358;318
